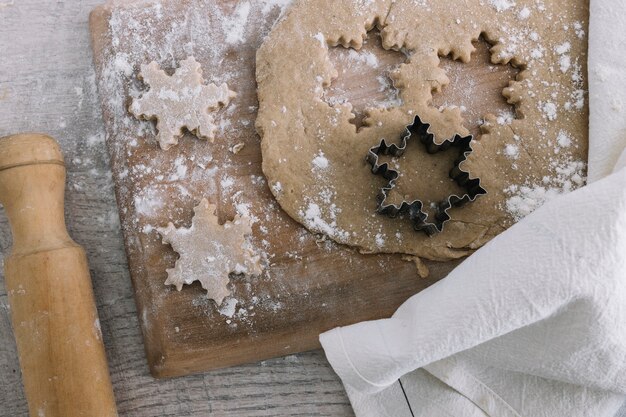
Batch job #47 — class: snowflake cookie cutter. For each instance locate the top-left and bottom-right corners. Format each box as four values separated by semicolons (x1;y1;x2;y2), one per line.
366;115;487;236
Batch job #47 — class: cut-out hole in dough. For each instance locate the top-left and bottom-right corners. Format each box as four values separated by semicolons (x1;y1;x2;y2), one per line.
323;29;407;130
376;138;467;223
431;37;520;138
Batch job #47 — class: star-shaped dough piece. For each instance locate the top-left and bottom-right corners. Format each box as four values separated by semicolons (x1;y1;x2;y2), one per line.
157;199;262;306
130;57;236;150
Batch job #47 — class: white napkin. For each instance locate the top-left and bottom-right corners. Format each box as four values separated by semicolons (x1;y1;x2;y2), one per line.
588;0;626;182
320;1;626;415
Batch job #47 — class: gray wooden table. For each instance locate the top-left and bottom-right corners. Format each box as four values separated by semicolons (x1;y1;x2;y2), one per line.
0;1;353;415
2;2;625;417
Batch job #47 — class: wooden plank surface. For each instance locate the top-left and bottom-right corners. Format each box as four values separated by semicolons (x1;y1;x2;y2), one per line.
88;0;525;378
89;0;455;378
3;1;626;417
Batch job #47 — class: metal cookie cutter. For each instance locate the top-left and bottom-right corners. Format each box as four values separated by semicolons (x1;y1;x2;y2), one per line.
366;115;487;236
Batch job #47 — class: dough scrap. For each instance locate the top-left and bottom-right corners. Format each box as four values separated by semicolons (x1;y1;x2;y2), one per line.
256;0;588;261
157;198;262;305
130;56;236;150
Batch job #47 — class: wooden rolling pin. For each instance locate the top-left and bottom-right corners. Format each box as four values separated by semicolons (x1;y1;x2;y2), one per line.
0;133;118;417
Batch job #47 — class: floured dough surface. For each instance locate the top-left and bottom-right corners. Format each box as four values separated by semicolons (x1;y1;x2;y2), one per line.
130;56;236;150
256;0;588;260
157;198;262;306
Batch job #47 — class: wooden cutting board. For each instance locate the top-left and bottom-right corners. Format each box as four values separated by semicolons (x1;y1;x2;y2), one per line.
89;0;523;378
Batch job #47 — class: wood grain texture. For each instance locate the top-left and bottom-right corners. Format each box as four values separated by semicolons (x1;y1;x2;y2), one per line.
87;0;526;379
89;0;462;379
1;1;625;417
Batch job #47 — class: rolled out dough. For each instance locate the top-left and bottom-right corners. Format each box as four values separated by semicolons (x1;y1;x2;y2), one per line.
256;0;588;260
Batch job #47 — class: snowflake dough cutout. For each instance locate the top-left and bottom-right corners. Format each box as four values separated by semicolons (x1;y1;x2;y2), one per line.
130;56;236;150
157;198;262;306
367;115;486;236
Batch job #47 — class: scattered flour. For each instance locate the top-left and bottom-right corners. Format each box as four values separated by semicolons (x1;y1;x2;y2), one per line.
573;21;585;39
517;7;531;19
312;151;329;169
504;144;520;159
505;185;561;220
505;158;586;221
559;55;571;73
376;76;403;108
168;157;188;181
86;132;105;147
113;53;134;76
218;298;238;317
554;42;571;55
346;49;379;68
272;181;283;194
134;190;164;217
221;176;235;189
259;0;293;15
235;202;259;223
314;32;326;48
496;109;515;125
530;45;545;59
489;0;516;12
223;1;251;44
556;130;572;148
541;101;558;121
554;42;572;73
299;202;348;240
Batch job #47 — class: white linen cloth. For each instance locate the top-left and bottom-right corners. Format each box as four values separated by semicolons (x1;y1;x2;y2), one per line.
588;0;626;182
319;1;626;415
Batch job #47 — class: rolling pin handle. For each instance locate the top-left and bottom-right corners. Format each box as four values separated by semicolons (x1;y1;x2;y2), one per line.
0;134;73;254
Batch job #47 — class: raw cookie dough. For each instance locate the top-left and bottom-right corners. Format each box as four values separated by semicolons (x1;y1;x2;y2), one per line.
130;56;236;150
157;198;262;305
256;0;588;260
